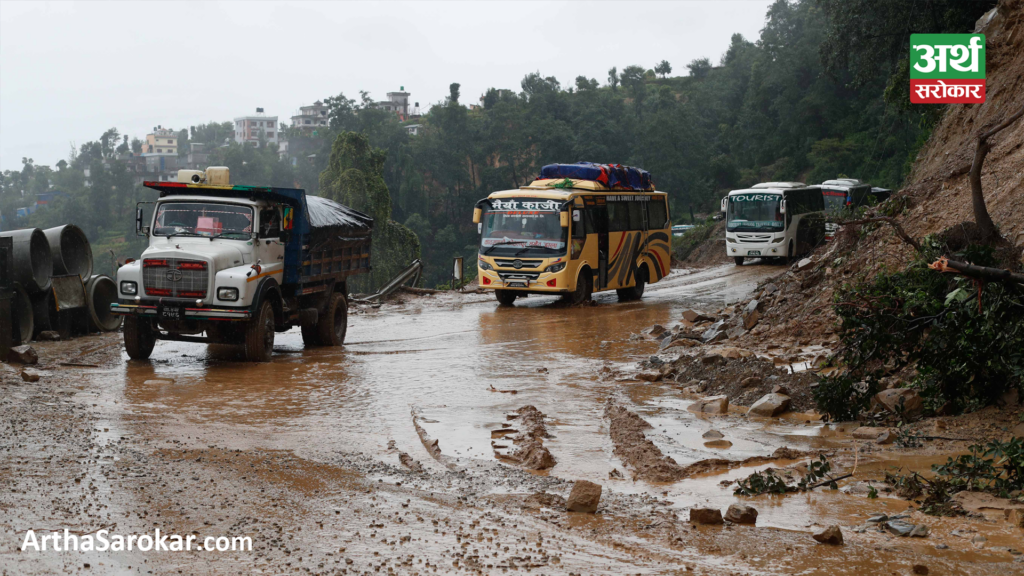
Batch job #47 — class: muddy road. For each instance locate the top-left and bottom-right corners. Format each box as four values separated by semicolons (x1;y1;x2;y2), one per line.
2;263;1020;575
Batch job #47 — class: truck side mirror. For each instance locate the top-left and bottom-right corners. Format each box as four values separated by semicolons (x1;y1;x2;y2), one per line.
559;211;569;228
136;207;148;237
472;207;482;224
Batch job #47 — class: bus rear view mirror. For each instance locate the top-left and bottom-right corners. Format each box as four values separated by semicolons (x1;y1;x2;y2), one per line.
472;207;482;224
720;197;727;213
572;210;581;222
477;223;482;234
779;200;787;214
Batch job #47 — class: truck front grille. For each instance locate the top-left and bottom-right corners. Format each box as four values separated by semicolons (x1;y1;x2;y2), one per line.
142;258;209;298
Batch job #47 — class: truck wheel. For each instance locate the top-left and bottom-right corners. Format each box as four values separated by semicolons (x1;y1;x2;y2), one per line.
316;293;348;346
300;322;321;347
494;290;517;306
124;316;156;360
244;300;275;362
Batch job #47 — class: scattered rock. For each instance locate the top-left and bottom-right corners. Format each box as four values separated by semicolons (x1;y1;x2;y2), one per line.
740;376;762;389
875;429;896;445
771;384;790;395
747;393;791;417
912;564;929;575
724;504;757;524
700;353;725;366
872;388;924;419
608;468;623;479
8;345;38;365
1005;509;1024;528
636;371;661;382
661;337;700;350
885;520;917;537
689;508;723;525
566;480;602;513
692;395;729;414
37;330;62;341
701;321;728;343
763;283;779;295
812;525;843;545
648;324;667;337
702;429;724;439
797;258;814;271
703;439;732;449
682;309;713;323
742;308;760;331
20;369;42;382
725;326;747;340
398;453;423;472
867;514;888;523
718;346;752;359
526;492;566;510
910;524;930;537
972;534;987;548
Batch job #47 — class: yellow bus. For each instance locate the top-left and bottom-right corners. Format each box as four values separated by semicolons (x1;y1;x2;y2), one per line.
472;166;671;305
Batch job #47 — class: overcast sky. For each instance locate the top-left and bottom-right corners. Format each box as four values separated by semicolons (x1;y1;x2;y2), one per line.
0;0;773;171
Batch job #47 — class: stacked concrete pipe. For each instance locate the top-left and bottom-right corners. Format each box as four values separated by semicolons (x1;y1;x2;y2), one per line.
43;224;93;280
85;275;122;332
11;285;33;345
0;228;52;293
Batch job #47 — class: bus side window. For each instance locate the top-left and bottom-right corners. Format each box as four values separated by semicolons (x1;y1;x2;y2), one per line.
627;202;644;230
647;198;668;229
608;201;630;232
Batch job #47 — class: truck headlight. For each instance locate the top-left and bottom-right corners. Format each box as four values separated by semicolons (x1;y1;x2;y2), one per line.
217;287;239;301
545;262;566;273
478;260;493;271
120;281;137;295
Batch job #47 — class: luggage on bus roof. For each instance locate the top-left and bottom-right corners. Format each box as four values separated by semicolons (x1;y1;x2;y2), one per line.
539;162;653;191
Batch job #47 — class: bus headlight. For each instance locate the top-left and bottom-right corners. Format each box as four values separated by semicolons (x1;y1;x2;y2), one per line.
120;281;137;295
545;262;566;273
217;287;239;301
478;260;493;271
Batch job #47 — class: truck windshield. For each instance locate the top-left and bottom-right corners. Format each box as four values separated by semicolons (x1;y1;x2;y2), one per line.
727;193;784;232
154;202;253;238
480;197;566;255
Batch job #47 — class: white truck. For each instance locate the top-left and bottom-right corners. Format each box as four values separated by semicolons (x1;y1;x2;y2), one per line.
111;167;373;362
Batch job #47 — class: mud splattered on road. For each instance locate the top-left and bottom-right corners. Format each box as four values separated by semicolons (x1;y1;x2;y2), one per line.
2;263;1020;574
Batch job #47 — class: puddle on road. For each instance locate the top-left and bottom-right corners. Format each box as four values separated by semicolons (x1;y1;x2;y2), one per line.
84;263;1020;573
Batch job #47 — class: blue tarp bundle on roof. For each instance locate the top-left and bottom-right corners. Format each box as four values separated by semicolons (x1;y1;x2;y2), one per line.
539;162;653;191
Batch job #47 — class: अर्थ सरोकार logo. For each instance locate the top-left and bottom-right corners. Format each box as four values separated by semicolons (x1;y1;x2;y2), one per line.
910;34;985;104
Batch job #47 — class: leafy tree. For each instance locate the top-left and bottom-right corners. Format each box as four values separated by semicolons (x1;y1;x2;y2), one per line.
687;57;712;79
318;132;420;291
655;60;672;78
607;66;619;91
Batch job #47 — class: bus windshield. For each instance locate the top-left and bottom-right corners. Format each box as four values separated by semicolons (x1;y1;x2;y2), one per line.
727;193;784;232
821;188;848;214
154;202;253;238
480;197;566;255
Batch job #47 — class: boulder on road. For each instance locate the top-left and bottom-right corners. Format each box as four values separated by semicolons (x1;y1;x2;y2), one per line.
636;371;661;382
872;388;924;419
682;309;713;323
692;395;729;414
797;258;814;271
742;308;760;330
748;393;791;417
812;525;843;545
724;504;758;524
689;508;723;525
702;321;727;343
9;345;38;365
647;324;667;337
20;369;42;382
566;480;602;513
740;376;762;389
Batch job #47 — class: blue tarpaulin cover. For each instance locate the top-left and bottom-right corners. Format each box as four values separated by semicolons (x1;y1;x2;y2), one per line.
539;162;653;191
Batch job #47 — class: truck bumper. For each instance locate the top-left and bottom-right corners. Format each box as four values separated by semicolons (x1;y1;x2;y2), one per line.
110;302;252;321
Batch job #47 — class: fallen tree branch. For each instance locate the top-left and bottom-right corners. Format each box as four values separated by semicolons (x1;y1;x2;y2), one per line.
806;473;853;490
838;217;922;253
970;104;1024;241
929;257;1024;286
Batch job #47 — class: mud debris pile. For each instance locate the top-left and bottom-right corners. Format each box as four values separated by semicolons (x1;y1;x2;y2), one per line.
499;405;556;470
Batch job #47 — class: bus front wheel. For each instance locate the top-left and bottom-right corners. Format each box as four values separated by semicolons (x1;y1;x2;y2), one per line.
495;290;517;306
734;257;744;266
565;274;592;305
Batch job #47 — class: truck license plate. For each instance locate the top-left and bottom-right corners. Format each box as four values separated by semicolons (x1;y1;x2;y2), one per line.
748;250;761;256
506;282;527;288
160;306;183;321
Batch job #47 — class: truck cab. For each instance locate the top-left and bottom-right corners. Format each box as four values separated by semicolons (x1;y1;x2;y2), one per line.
112;167;372;362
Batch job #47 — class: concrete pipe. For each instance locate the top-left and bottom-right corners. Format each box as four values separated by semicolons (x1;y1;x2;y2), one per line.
11;284;33;345
86;275;122;332
43;224;93;280
0;229;52;293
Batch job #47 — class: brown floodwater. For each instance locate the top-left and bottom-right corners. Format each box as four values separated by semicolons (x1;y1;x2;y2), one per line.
75;262;1022;574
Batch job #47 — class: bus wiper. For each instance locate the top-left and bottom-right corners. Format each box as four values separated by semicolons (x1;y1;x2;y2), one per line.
482;240;526;254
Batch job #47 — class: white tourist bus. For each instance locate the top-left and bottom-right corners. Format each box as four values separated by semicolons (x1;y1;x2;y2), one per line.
721;182;825;265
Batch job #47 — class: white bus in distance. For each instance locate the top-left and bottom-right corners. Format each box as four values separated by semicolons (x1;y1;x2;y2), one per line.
721;182;826;266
